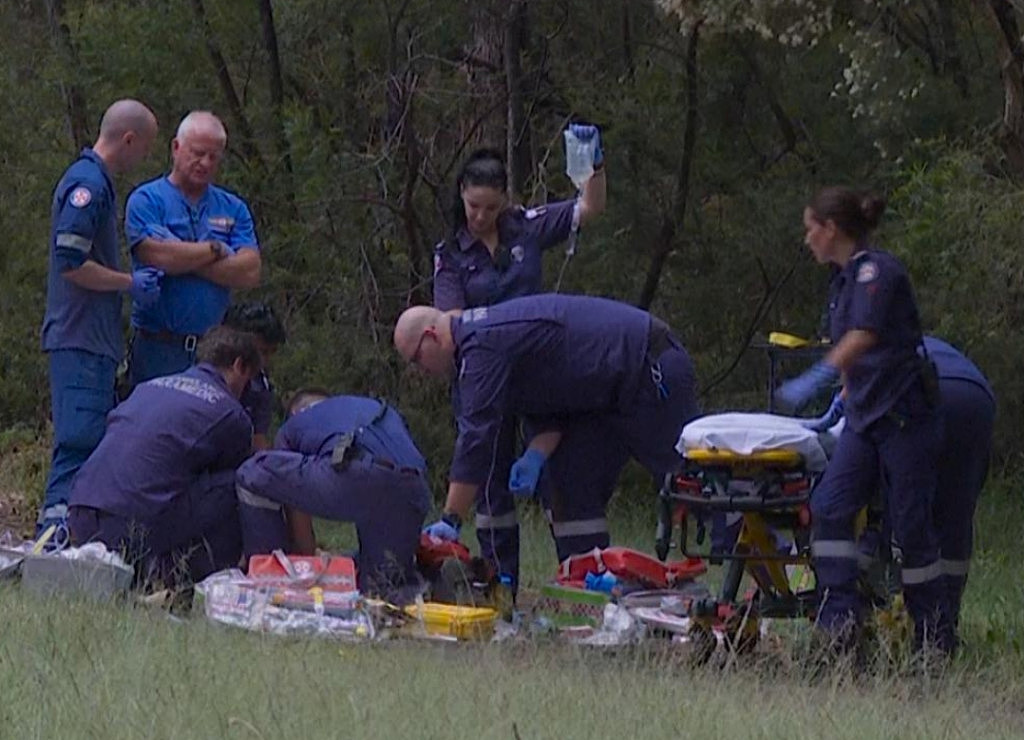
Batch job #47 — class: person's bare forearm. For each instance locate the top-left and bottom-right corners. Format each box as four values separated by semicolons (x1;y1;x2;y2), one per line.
443;480;479;520
577;168;606;226
62;261;132;292
195;250;261;289
136;238;219;274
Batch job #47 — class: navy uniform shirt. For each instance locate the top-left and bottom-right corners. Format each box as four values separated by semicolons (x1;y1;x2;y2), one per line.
69;363;253;520
126;176;259;335
275;395;427;472
451;295;651;484
240;371;275;436
923;336;995;403
432;200;577;310
41;149;123;360
828;249;924;431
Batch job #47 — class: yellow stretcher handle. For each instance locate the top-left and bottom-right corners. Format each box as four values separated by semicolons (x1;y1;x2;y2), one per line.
768;332;810;349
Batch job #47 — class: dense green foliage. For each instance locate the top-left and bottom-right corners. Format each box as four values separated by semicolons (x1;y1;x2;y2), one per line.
1;0;1020;494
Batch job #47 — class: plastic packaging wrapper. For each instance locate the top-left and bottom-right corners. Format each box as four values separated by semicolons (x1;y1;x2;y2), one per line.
196;569;375;641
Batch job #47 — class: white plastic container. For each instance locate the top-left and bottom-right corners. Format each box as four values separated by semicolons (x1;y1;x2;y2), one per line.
563;128;596;189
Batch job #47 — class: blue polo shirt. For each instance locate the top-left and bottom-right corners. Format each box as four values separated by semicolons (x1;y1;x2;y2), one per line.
41;149;123;360
828;249;924;431
432;200;577;310
450;294;651;484
125;176;259;335
69;363;253;521
275;395;427;472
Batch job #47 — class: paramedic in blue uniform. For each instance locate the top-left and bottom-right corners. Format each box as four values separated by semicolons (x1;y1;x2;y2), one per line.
922;337;995;633
234;390;431;600
126;110;261;386
393;294;699;563
808;336;996;639
38;99;162;543
431;128;606;586
68;327;259;586
775;186;952;654
222;301;287;450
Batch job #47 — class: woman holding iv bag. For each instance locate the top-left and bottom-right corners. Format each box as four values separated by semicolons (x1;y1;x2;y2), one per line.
428;124;607;588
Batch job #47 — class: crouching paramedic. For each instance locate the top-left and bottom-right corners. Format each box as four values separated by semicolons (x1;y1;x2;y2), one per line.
68;327;259;585
234;390;430;600
393;294;700;562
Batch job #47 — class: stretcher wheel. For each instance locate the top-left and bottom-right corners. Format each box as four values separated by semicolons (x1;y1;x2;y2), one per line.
687;623;717;665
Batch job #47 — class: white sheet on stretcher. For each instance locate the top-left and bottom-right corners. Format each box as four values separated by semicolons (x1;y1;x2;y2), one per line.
676;413;831;472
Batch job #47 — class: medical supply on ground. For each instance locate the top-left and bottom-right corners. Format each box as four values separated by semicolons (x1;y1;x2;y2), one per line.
402;601;497;641
197;569;374;640
247;550;357;592
21;543;132;600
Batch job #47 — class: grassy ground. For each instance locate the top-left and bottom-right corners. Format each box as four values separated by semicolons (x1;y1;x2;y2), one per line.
0;489;1023;738
2;437;1024;738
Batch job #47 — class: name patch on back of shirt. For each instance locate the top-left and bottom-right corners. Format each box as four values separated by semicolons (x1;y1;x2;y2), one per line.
148;376;226;404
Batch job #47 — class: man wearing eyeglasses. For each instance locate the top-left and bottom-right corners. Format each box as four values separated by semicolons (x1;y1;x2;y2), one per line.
393;294;700;563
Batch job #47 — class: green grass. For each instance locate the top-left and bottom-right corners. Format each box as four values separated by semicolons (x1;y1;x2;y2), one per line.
1;477;1024;738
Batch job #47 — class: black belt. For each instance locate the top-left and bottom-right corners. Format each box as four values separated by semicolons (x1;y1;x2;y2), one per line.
137;328;202;352
352;449;422;478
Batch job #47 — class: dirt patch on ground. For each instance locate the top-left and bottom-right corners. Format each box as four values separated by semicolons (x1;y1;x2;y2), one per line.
0;489;35;539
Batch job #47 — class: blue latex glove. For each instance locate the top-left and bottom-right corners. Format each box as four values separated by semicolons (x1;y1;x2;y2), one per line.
800;392;845;432
129;267;163;308
508;448;547;497
773;361;840;414
423;518;460;542
568;123;603;166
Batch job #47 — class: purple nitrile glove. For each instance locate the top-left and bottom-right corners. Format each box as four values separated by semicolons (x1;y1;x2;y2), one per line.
423;517;460;542
568;123;603;166
800;392;845;432
129;267;163;308
508;448;547;497
774;361;840;414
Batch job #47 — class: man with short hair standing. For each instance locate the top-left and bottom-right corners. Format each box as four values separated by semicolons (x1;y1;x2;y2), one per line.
39;99;162;544
126;110;261;386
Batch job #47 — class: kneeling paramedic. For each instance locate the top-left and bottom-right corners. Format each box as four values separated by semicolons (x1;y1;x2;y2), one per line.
393;294;700;565
68;327;259;586
234;390;430;601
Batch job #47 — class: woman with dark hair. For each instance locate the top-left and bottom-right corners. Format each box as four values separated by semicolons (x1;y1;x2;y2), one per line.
428;126;607;587
774;186;953;655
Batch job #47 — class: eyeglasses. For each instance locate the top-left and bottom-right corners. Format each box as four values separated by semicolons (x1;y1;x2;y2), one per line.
410;329;429;367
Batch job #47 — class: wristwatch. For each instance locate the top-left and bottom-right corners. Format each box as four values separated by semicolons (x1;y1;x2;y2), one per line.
441;510;463;531
208;240;227;259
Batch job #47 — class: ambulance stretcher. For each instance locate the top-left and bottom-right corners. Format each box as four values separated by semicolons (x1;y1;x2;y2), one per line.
654;412;877;660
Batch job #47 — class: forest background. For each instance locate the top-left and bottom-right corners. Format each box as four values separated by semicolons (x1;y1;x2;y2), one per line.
2;0;1024;506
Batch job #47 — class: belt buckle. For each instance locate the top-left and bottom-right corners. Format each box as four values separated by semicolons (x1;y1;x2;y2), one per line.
184;334;198;352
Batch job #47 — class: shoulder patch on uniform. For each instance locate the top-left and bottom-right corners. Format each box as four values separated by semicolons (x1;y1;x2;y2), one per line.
856;261;878;283
511;245;525;263
523;206;547;220
69;187;92;208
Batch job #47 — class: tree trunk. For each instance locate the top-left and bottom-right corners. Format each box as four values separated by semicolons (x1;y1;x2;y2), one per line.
45;0;90;150
466;1;506;148
504;0;530;198
190;0;263;169
980;0;1024;177
637;22;701;310
258;0;296;213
